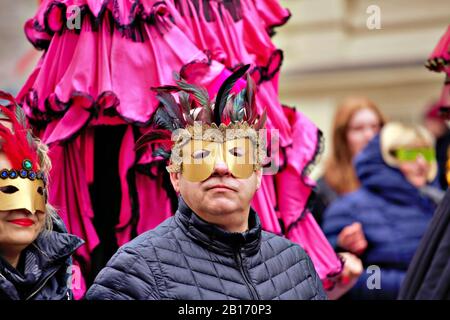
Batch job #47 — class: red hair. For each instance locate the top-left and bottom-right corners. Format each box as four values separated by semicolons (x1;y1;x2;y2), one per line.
324;97;386;194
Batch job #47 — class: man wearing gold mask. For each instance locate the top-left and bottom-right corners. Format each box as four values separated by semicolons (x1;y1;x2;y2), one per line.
86;66;326;300
0;92;83;300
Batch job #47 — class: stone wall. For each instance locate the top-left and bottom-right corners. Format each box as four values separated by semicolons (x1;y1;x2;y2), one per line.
275;0;450;177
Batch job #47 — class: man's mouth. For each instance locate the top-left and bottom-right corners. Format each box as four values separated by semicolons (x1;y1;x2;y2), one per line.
207;184;236;191
7;218;35;227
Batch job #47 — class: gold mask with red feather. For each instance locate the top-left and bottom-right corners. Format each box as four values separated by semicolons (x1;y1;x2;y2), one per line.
0;91;46;214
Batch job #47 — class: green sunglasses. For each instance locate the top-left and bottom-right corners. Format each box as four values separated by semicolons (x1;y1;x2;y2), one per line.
393;148;436;163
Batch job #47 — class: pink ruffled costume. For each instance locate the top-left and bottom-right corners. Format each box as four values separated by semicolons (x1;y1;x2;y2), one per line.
18;0;342;298
426;25;450;114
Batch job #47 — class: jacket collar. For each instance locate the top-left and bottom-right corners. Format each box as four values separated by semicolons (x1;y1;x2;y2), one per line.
175;197;262;256
0;230;83;274
0;230;83;299
32;230;84;266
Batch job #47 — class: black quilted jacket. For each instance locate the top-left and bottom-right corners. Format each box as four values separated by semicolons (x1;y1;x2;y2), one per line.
86;198;327;300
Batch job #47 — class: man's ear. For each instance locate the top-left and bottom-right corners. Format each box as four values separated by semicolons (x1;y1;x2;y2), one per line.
255;170;263;189
169;172;181;193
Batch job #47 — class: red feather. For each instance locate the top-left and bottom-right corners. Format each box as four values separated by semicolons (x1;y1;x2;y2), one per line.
0;105;38;171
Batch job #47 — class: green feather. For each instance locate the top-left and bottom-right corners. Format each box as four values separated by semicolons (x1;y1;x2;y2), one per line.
179;91;193;125
176;80;210;108
14;105;27;127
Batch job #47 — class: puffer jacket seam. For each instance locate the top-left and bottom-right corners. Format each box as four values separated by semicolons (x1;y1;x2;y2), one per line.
257;254;308;284
149;241;235;265
147;240;169;299
258;243;300;269
283;263;304;298
207;250;229;298
259;255;281;299
90;282;135;300
172;232;205;299
104;263;159;299
94;247;150;299
304;255;326;299
158;259;238;282
133;244;164;299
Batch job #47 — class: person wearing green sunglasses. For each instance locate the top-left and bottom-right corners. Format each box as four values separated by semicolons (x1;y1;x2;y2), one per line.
383;124;438;189
388;147;436;188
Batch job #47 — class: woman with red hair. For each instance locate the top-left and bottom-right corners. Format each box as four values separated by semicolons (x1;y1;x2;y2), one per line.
313;97;386;226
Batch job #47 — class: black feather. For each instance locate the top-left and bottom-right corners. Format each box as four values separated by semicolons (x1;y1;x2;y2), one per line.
214;64;250;126
151;85;180;93
153;107;178;131
156;92;186;128
179;91;194;125
197;105;213;125
255;110;267;130
135;129;172;151
152;147;171;160
245;74;257;124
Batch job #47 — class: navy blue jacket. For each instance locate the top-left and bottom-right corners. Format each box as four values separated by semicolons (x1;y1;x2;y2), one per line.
323;135;434;299
0;217;84;300
86;198;326;300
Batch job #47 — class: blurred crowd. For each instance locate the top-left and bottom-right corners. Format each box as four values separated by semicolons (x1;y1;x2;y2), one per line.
312;97;448;299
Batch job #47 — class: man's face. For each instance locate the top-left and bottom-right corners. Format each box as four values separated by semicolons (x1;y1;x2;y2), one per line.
170;137;262;218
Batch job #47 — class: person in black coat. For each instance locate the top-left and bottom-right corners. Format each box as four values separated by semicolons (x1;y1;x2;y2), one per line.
398;188;450;300
0;99;84;300
423;101;450;189
86;67;327;300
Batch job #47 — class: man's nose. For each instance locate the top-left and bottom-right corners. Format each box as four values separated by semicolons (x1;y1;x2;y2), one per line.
212;158;231;176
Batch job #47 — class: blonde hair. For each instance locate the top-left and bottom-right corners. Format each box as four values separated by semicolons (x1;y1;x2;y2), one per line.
380;122;437;182
34;137;58;232
324;97;386;194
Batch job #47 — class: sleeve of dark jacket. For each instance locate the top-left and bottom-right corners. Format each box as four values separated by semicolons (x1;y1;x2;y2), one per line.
322;198;357;250
85;246;161;300
304;249;328;300
398;189;450;300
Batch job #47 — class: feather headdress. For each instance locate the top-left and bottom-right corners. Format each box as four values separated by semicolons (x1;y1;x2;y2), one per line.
136;64;267;165
0;90;45;182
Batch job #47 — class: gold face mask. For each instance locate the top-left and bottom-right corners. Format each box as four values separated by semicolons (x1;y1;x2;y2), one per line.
0;172;46;214
181;138;256;182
